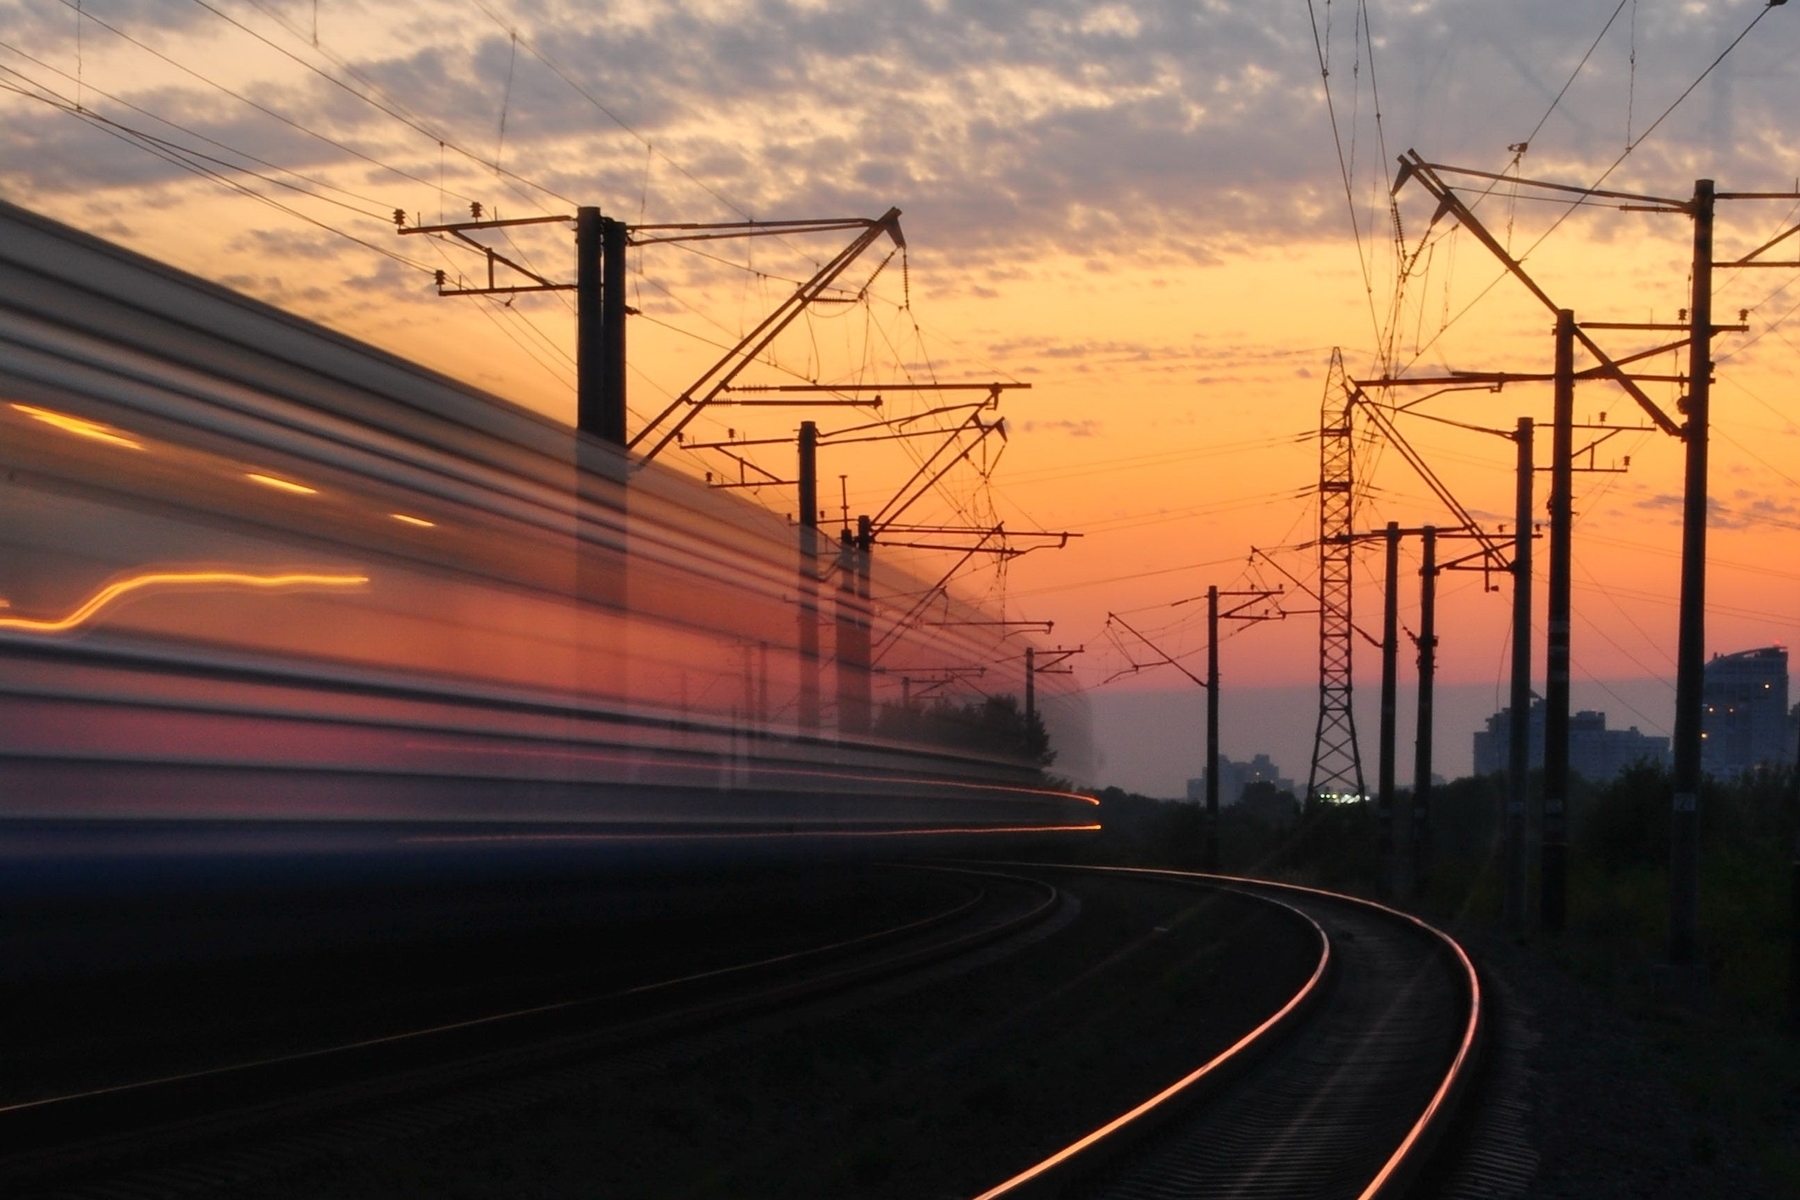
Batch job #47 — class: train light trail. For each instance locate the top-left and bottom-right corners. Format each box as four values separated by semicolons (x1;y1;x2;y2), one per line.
10;403;142;450
390;513;436;528
245;473;318;495
0;571;368;634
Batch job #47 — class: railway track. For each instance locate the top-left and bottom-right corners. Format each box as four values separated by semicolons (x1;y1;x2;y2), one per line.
0;865;1060;1197
8;864;1487;1200
973;866;1483;1200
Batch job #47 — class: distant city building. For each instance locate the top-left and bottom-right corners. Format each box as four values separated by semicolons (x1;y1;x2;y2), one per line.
1569;709;1671;781
1472;697;1544;777
1186;753;1295;806
1472;696;1668;782
1702;646;1791;776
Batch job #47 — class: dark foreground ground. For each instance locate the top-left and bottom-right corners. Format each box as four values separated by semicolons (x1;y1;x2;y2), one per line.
8;858;1317;1200
11;811;1794;1199
226;871;1311;1200
1461;926;1798;1199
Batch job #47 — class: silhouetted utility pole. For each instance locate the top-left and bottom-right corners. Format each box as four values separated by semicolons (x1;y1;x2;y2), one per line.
849;514;874;733
1024;645;1036;731
1203;586;1284;870
1107;591;1281;869
576;207;629;443
1507;417;1534;931
1378;521;1401;899
1791;711;1800;1034
1670;180;1716;966
1207;587;1221;870
797;421;821;733
835;525;866;736
601;215;628;443
1411;524;1438;900
1543;309;1575;932
1785;712;1800;1036
1025;646;1080;730
575;208;606;438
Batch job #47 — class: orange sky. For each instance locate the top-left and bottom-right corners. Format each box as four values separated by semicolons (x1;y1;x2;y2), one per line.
2;0;1797;783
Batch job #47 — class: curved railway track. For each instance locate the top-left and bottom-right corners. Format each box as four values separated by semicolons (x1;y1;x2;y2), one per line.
7;863;1487;1200
974;866;1483;1200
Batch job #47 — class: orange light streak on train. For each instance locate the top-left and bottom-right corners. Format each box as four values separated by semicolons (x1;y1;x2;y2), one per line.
0;571;370;635
10;403;142;450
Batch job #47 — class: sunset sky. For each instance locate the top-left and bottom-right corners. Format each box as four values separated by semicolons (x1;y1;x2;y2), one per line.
3;0;1797;790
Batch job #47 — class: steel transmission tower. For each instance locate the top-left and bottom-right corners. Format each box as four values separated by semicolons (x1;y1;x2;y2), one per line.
1307;351;1367;801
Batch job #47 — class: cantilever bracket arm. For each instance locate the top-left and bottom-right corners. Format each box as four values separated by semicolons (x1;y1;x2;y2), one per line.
1392;151;1683;438
1721;219;1800;267
1105;612;1207;690
628;217;893;247
630;208;906;462
871;405;1006;532
1351;390;1509;571
872;531;999;663
1247;548;1384;645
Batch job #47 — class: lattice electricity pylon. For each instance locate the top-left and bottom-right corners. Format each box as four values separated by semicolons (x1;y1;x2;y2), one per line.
1307;350;1367;803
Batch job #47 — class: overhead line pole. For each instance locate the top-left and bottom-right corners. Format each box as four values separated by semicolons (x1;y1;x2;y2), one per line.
1207;587;1221;871
1412;524;1438;902
1670;180;1716;967
797;421;821;734
1791;711;1800;1034
575;208;606;440
1108;593;1281;869
600;213;628;444
1543;310;1576;932
1378;522;1401;900
1507;417;1534;931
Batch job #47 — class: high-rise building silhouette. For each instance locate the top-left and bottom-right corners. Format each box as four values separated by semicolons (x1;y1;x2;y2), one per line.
1472;697;1668;782
1702;646;1791;776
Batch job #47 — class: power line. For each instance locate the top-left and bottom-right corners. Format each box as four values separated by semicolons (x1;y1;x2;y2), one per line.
0;68;437;275
1305;0;1383;354
1517;0;1632;153
466;0;751;222
1396;1;1780;373
51;0;477;206
190;0;574;210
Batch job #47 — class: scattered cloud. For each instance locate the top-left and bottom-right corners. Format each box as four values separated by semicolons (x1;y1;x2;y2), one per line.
2;0;1792;284
1024;417;1102;437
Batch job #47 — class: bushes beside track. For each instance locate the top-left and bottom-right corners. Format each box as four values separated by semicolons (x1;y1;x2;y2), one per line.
1057;768;1795;1025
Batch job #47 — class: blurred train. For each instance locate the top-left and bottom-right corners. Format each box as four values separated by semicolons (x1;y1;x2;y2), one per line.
0;197;1097;881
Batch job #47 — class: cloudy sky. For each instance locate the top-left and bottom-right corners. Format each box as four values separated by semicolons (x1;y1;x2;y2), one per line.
4;0;1798;787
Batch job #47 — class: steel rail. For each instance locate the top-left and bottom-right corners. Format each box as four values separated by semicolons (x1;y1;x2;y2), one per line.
970;878;1330;1200
969;866;1483;1200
